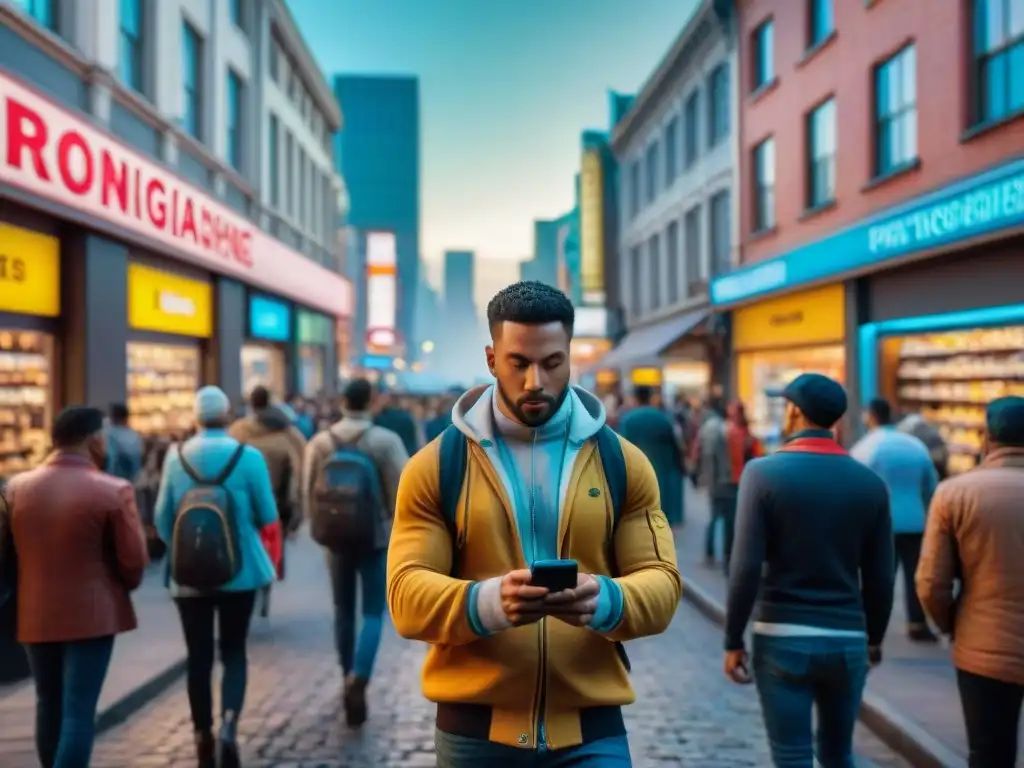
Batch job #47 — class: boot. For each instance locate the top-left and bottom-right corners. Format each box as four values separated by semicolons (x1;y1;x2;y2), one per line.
194;729;215;768
343;674;369;727
219;710;241;768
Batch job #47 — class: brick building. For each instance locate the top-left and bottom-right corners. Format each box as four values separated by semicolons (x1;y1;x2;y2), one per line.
711;0;1024;457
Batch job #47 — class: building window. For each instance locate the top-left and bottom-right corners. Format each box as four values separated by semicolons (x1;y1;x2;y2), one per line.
644;142;659;204
666;220;681;305
710;190;731;277
972;0;1024;124
118;0;144;92
269;37;282;83
284;130;294;217
629;160;641;219
664;117;679;187
269;114;280;208
299;150;308;231
630;246;643;316
808;0;834;48
226;71;243;170
752;137;775;231
648;234;662;311
874;45;917;176
752;19;775;91
708;64;729;147
684;90;699;167
16;0;57;31
229;0;243;28
181;22;203;139
684;206;702;295
806;98;836;208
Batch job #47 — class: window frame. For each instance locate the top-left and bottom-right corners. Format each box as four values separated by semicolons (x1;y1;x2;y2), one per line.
709;190;732;277
644;141;659;205
873;44;918;176
752;18;775;91
971;0;1024;125
648;233;662;311
181;22;204;140
707;64;730;148
630;245;643;316
268;113;280;208
628;160;641;219
684;205;702;295
752;137;776;232
663;116;679;188
684;89;700;167
666;220;681;305
807;0;834;49
805;98;836;209
226;70;244;170
118;0;144;92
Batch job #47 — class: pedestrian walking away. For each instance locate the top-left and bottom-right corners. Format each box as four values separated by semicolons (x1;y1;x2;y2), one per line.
229;385;308;616
916;395;1024;768
387;281;682;768
617;385;686;527
723;373;896;768
154;386;281;768
851;397;939;643
303;377;409;727
4;406;148;768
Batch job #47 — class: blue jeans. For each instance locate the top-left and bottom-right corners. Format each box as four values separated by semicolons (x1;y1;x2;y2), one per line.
435;731;632;767
25;635;115;768
753;634;869;768
327;548;387;679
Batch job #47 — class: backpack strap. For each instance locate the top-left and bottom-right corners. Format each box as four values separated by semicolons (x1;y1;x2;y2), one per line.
438;424;468;533
596;425;627;528
179;442;246;486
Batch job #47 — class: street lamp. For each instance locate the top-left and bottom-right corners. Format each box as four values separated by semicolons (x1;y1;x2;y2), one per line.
421;340;435;354
393;358;407;370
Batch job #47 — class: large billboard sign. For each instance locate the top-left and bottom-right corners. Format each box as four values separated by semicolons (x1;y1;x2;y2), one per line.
579;149;605;305
365;231;398;353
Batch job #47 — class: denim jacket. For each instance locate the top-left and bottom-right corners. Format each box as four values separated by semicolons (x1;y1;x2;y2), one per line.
154;428;278;596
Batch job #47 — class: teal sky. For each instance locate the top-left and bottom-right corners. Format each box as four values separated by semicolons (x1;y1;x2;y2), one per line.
289;0;698;293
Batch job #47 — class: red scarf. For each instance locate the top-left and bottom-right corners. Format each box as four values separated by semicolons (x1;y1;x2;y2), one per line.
726;423;763;483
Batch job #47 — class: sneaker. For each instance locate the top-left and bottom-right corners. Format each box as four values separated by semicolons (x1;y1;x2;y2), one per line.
343;674;369;727
219;710;241;768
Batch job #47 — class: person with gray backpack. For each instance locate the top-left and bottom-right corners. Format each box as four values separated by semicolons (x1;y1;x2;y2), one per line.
154;386;280;768
302;377;409;727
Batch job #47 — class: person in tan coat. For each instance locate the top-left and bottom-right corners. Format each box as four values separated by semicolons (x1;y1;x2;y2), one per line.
916;395;1024;768
5;406;148;768
228;385;306;533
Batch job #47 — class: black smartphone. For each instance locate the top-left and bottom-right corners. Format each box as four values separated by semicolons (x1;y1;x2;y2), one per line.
531;559;578;592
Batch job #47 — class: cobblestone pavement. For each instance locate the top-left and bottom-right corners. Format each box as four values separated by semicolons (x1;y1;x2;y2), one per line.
4;533;910;766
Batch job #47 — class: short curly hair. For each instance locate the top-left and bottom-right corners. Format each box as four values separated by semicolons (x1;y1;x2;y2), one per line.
486;281;575;339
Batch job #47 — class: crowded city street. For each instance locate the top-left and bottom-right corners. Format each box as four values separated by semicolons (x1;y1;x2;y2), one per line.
2;526;907;768
4;0;1024;765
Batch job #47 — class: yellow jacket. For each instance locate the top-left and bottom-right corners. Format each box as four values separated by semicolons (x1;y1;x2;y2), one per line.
387;385;682;750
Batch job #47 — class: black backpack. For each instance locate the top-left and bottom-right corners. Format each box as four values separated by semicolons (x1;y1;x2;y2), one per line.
310;431;385;553
171;443;246;591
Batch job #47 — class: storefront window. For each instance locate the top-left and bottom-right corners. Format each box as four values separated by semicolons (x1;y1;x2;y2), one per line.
0;331;53;478
738;345;846;451
881;325;1024;474
127;342;201;438
299;346;325;397
241;344;286;399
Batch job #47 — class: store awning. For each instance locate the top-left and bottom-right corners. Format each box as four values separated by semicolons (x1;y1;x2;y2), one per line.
594;308;709;370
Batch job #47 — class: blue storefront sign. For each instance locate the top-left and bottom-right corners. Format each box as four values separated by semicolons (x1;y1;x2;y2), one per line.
362;354;393;370
711;157;1024;306
249;295;292;342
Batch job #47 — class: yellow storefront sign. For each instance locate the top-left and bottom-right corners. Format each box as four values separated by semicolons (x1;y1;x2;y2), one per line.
579;149;605;303
0;224;60;317
128;264;212;338
631;367;663;386
732;284;845;352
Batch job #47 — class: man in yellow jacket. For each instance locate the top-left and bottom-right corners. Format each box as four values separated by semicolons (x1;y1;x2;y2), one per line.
387;281;682;767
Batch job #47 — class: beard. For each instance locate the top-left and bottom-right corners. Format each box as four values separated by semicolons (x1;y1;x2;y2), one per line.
497;383;569;427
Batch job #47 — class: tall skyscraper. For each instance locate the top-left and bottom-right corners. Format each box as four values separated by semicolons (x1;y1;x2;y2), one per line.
333;75;420;361
518;219;560;287
443;250;477;322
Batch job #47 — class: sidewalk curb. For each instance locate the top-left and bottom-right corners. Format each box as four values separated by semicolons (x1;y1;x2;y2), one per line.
680;575;963;768
95;656;187;735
